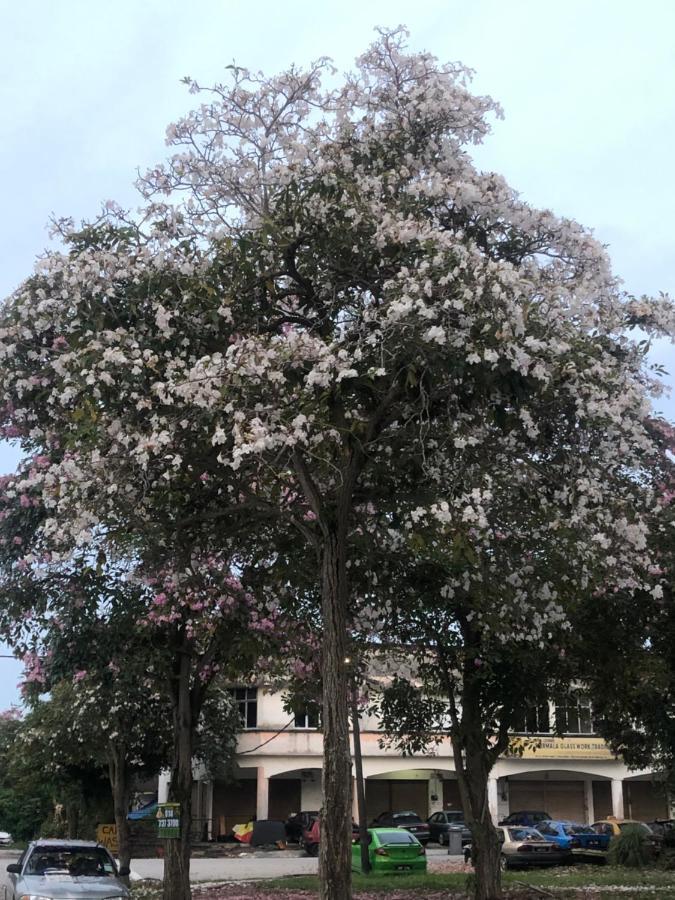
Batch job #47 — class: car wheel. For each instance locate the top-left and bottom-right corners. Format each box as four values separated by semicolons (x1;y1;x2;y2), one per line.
440;833;446;846
499;854;509;871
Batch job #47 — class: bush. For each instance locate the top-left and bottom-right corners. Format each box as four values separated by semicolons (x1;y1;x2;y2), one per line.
657;846;675;870
608;827;650;868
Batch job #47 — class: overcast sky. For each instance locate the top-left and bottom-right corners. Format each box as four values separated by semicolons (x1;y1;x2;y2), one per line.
1;0;673;707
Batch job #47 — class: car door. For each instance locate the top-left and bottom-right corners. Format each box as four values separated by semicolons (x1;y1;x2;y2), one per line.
5;850;25;900
428;813;440;840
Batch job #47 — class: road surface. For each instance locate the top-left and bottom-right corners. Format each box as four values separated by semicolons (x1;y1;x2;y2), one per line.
0;845;463;888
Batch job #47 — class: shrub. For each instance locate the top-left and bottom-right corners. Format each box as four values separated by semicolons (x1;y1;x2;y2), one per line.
608;827;650;868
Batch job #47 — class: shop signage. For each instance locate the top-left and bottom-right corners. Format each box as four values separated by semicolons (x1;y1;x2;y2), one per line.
96;823;118;853
157;803;181;838
508;736;615;759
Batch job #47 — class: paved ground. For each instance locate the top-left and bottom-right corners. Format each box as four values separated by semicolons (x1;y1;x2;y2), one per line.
0;845;465;888
130;848;463;883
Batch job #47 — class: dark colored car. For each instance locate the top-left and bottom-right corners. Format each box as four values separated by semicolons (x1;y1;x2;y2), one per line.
286;811;319;843
302;817;360;856
646;819;675;839
427;810;472;846
499;811;551;828
371;811;431;845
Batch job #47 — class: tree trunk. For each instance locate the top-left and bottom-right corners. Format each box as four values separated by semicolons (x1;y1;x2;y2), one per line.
451;687;502;900
319;530;352;900
456;749;502;900
351;692;370;874
108;747;132;882
163;648;195;900
66;800;79;839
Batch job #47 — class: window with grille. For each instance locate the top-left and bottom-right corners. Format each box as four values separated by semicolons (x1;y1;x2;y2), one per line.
229;687;257;728
511;703;550;734
554;694;595;734
294;708;320;729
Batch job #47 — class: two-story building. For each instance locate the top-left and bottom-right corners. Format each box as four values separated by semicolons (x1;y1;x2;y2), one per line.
162;684;671;840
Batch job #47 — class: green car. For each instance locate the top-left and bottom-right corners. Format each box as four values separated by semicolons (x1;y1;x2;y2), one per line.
352;828;427;874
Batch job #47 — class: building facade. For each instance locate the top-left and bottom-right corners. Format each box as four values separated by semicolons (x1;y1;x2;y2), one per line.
165;685;671;840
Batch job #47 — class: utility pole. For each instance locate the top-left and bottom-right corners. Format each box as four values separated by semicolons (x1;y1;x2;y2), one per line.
350;686;370;874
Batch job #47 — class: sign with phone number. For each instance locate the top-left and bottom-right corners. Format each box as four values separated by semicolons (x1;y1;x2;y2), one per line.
156;803;181;839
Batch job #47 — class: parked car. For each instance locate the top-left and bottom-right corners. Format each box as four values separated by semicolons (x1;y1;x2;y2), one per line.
499;811;551;827
6;839;130;900
352;828;427;874
536;820;611;853
301;817;360;856
592;818;662;855
0;832;12;846
427;810;471;846
285;810;319;843
497;826;571;869
647;819;675;839
371;811;430;845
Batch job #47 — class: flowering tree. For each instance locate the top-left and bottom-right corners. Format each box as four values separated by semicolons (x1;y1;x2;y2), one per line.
571;418;675;787
18;600;173;875
1;26;674;900
0;461;286;900
0;707;54;840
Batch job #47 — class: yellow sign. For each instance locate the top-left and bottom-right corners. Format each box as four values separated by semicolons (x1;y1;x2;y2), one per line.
508;736;615;759
96;824;119;853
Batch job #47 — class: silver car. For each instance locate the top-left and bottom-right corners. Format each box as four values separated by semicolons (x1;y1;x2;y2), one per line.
6;839;130;899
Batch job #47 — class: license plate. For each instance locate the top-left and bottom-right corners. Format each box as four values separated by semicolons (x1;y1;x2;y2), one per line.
395;865;411;870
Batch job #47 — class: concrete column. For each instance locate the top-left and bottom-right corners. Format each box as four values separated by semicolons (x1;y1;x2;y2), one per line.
352;778;359;822
668;790;675;819
256;767;269;821
583;779;595;824
611;778;624;819
488;777;499;824
428;775;443;815
205;780;214;840
158;769;171;803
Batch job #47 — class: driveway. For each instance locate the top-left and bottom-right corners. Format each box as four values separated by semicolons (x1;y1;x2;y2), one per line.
130;848;461;882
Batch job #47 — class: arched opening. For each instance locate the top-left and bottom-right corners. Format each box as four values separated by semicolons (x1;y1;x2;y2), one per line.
365;767;456;822
622;773;670;821
212;765;258;840
504;769;612;824
269;767;323;822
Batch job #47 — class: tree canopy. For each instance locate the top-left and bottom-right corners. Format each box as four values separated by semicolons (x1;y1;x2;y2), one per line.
0;26;673;900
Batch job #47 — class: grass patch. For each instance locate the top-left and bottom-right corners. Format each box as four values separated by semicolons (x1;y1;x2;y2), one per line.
510;864;675;888
257;865;675;895
131;879;163;900
260;872;467;892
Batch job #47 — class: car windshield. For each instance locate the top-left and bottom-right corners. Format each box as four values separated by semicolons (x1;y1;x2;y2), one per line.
393;814;422;824
379;831;417;843
508;828;544;842
564;825;595;835
25;847;115;876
